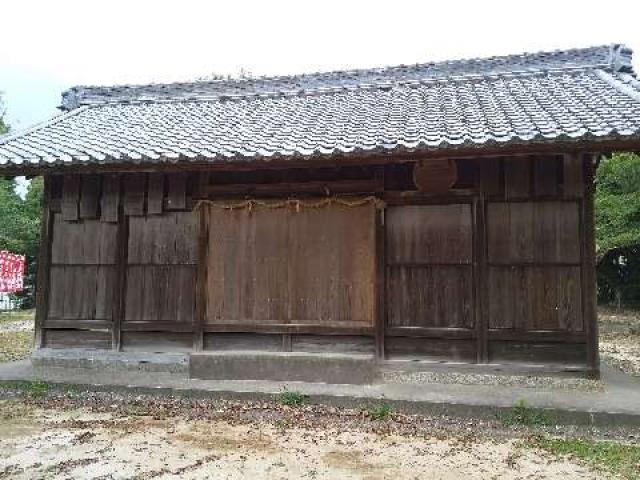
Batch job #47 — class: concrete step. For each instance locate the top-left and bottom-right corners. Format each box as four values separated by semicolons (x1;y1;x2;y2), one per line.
32;348;189;375
189;351;377;384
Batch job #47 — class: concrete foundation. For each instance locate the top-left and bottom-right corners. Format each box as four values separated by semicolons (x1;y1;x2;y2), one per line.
190;351;377;384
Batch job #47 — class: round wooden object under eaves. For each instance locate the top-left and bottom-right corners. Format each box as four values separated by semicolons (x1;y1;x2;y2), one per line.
413;159;458;194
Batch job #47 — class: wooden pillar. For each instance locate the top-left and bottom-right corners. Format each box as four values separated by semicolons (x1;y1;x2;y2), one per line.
375;207;386;360
193;172;209;352
582;154;599;373
33;176;54;350
112;179;128;352
474;194;488;363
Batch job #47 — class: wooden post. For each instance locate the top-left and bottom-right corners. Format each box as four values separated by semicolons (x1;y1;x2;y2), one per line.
581;154;599;374
474;194;489;363
33;176;54;350
375;207;386;360
193;203;208;351
112;179;128;351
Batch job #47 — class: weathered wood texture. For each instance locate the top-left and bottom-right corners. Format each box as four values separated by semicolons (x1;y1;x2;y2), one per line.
36;156;594;367
385;204;473;330
124;212;198;328
484;157;586;340
33;177;53;348
46;215;118;323
487;202;580;264
487;266;583;331
205;203;376;327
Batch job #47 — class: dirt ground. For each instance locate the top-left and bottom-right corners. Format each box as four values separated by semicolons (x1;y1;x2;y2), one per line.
0;400;607;480
0;310;639;478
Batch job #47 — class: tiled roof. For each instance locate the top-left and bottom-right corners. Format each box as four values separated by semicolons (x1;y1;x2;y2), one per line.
1;44;640;170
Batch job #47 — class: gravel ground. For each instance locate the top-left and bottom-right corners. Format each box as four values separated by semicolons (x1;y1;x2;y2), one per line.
0;315;34;363
0;319;33;334
0;391;630;480
599;308;640;377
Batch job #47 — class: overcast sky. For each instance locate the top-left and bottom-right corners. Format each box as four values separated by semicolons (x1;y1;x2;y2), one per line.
1;0;640;130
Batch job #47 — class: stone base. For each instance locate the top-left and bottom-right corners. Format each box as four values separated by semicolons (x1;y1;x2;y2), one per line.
190;351;377;384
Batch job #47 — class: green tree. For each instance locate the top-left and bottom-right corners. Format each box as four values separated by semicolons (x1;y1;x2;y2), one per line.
595;152;640;306
0;94;43;307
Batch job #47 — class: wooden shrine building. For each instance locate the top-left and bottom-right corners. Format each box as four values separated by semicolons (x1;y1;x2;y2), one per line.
2;44;640;380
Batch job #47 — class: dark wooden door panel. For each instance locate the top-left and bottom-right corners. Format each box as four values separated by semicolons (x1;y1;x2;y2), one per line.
487;202;580;264
205;203;376;327
487;265;583;331
386;204;472;264
385;204;474;331
386;265;473;328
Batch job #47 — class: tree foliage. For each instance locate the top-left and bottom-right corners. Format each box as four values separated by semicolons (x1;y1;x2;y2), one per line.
0;94;43;307
595;152;640;306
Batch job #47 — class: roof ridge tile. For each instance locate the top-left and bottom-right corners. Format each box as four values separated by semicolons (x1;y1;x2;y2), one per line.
60;44;631;110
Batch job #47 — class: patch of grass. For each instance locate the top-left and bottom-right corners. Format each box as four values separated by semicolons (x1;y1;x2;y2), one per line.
500;400;549;427
0;309;35;324
526;435;640;480
278;388;305;407
367;403;392;421
22;380;51;398
0;330;33;362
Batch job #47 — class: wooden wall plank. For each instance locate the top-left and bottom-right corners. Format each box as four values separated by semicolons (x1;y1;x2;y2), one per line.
205;204;376;327
289;205;376;324
487;266;582;332
61;175;80;221
79;175;100;219
206;207;290;324
167;173;187;210
386;204;473;264
124;265;196;325
479;157;502;196
43;329;111;350
147;173;164;215
123;174;146;216
101;174;120;223
386;265;474;329
127;213;198;265
50;216;118;265
563;153;584;198
533;157;559;197
504;158;531;199
487;202;580;264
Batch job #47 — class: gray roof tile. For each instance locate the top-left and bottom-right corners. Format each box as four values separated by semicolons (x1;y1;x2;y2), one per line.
1;44;640;170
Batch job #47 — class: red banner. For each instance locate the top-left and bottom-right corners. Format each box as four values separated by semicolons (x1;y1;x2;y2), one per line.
0;251;26;293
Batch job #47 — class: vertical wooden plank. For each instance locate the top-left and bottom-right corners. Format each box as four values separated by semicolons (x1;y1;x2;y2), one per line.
167;173;187;210
563;153;584;198
34;176;53;349
112;210;129;351
147;173;164;215
193;203;208;351
504;158;531;199
101;174;120;223
375;208;386;360
79;175;100;219
581;155;599;373
475;196;488;363
479;157;502;197
533;156;559;197
123;173;146;216
61;175;80;221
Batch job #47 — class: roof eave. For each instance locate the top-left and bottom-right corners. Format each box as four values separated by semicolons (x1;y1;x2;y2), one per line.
3;135;640;177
